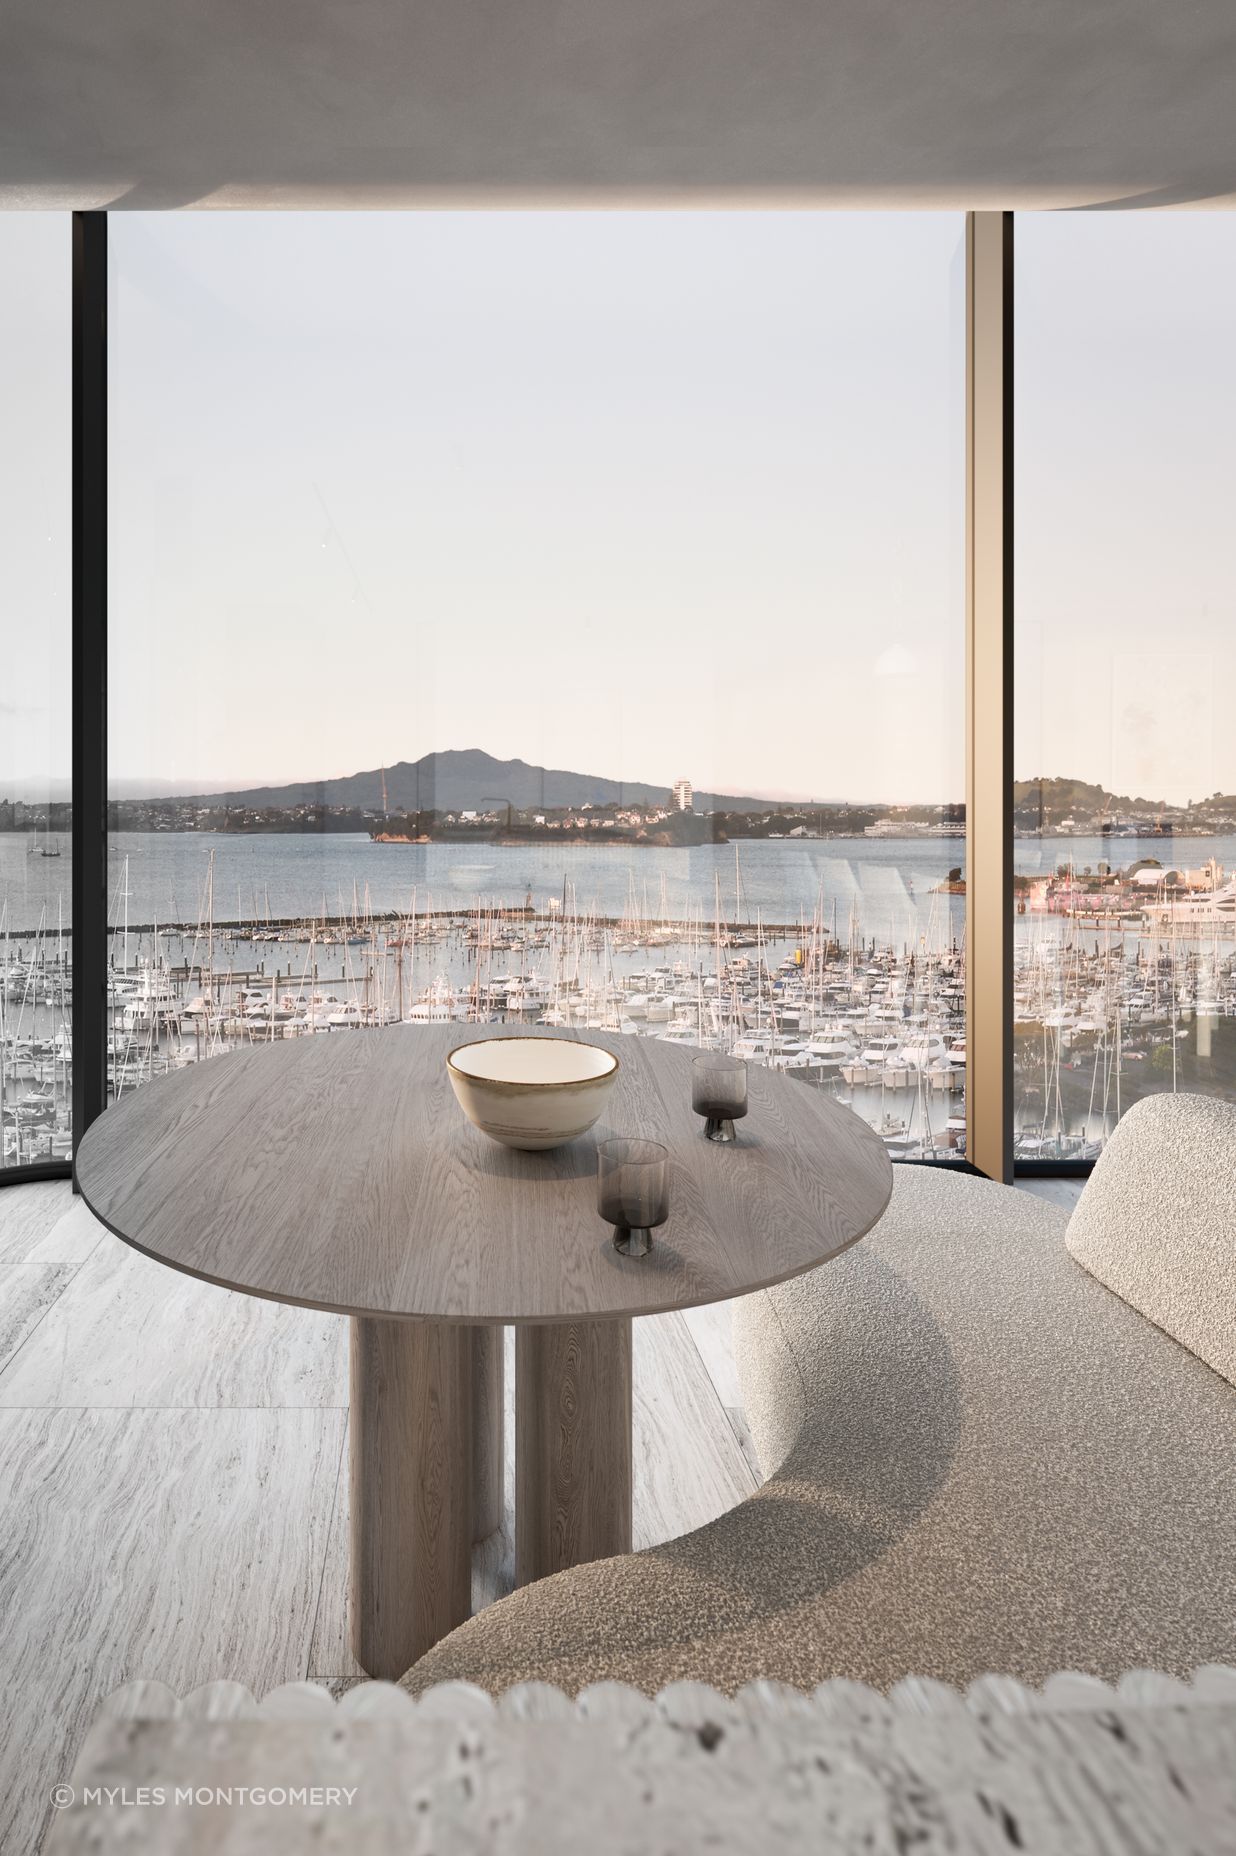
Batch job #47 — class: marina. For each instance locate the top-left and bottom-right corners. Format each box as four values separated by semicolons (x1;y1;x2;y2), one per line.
4;832;1236;1170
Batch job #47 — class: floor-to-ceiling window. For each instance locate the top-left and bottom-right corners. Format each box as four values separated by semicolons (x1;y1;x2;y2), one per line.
0;216;72;1172
5;207;1229;1184
104;213;966;1157
1015;214;1236;1158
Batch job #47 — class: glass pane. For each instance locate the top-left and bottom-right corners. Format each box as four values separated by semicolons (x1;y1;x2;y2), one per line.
1015;214;1236;1160
0;215;72;1172
109;213;965;1161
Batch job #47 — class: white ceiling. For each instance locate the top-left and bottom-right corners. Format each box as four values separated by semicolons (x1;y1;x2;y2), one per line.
2;0;1235;211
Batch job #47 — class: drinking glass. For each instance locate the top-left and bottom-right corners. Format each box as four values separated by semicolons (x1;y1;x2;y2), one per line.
597;1137;670;1258
692;1054;748;1142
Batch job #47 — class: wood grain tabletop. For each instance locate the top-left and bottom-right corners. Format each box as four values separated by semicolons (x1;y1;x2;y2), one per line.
75;1026;893;1324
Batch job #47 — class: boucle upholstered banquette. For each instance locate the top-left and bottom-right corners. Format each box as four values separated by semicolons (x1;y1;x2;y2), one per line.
404;1099;1236;1697
1065;1093;1236;1384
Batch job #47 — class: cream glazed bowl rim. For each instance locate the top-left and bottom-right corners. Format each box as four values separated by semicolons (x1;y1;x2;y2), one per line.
446;1035;620;1090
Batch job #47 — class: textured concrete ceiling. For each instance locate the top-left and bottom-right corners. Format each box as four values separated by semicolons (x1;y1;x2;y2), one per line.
2;0;1235;210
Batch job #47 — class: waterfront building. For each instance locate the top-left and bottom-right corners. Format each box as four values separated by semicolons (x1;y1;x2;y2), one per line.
671;778;693;812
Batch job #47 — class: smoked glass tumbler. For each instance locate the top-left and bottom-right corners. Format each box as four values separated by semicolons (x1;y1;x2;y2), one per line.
691;1053;748;1142
597;1137;670;1258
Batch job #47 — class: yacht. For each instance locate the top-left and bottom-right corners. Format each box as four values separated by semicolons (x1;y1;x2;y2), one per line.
731;1033;779;1062
898;1034;950;1069
405;977;462;1023
769;1046;814;1072
120;960;182;1029
801;1029;860;1071
1143;878;1236;922
657;1024;704;1048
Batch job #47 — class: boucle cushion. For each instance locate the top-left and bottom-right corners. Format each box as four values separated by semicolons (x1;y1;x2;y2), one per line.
1066;1093;1236;1385
403;1166;1236;1697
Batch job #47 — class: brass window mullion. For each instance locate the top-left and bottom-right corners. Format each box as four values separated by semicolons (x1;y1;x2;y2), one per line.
965;211;1014;1183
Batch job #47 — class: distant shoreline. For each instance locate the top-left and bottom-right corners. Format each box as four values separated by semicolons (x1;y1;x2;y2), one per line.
5;823;1223;845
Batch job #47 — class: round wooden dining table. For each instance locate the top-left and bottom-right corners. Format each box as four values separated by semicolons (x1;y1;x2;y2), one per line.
75;1024;893;1680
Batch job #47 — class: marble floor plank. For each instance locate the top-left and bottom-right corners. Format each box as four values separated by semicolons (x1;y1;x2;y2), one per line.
1015;1177;1086;1213
306;1416;357;1681
633;1311;759;1548
0;1263;78;1375
307;1420;361;1682
724;1402;766;1487
681;1298;744;1410
0;1405;345;1856
0;1228;349;1409
0;1180;78;1263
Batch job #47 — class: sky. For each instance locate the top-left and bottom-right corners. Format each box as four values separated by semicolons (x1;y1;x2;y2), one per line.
2;211;1233;808
1014;213;1236;807
0;214;70;801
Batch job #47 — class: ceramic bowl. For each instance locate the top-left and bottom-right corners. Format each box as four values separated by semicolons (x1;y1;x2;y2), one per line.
447;1036;619;1151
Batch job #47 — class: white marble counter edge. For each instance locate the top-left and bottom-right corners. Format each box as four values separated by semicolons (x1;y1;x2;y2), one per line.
89;1664;1236;1728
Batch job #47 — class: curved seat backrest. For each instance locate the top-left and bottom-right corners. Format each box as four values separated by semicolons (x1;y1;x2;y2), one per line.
1066;1093;1236;1386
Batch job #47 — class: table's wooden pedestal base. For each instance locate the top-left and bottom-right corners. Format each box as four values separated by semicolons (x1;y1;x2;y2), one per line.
516;1317;633;1588
350;1315;633;1678
350;1318;505;1681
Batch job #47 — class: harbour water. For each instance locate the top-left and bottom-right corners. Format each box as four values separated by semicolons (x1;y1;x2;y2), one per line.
4;831;972;941
8;830;1234;938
